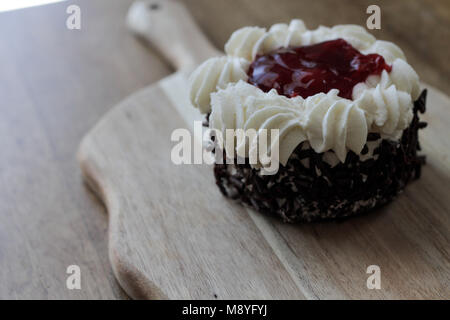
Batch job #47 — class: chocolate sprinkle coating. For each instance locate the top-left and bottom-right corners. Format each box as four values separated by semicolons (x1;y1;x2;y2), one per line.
211;90;428;222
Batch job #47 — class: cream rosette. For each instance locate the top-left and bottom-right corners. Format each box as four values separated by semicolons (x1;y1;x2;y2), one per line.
188;20;421;166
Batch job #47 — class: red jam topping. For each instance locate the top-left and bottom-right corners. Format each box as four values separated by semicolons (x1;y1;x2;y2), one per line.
247;38;392;100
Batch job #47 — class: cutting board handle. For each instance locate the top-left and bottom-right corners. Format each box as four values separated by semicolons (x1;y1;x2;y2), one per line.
127;0;221;71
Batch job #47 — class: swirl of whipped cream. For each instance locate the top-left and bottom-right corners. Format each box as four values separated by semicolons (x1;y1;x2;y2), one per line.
303;90;367;162
188;20;421;165
389;59;421;100
301;25;376;50
224;20;308;61
189;56;249;113
356;83;413;139
351;58;420;103
362;40;406;63
224;26;266;61
210;81;305;165
263;20;307;48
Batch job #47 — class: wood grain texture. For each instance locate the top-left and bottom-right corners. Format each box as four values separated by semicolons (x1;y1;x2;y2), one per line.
77;0;450;299
127;0;219;69
1;0;449;299
79;71;450;299
0;0;168;299
79;75;304;299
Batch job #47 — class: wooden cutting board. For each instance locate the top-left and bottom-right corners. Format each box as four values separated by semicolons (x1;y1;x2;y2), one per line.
78;0;450;299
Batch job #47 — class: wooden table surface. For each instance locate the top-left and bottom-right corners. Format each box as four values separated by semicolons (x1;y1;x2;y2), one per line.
0;0;448;299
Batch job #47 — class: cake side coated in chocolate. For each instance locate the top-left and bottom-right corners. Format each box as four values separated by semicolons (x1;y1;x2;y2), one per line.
213;90;427;223
190;21;425;222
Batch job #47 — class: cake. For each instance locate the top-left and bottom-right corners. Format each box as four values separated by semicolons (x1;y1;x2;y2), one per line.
188;20;427;222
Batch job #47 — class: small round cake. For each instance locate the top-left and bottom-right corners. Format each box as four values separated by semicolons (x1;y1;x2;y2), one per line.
189;20;427;222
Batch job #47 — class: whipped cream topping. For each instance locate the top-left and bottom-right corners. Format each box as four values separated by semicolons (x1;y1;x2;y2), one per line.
211;80;411;164
189;56;250;113
188;20;421;166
